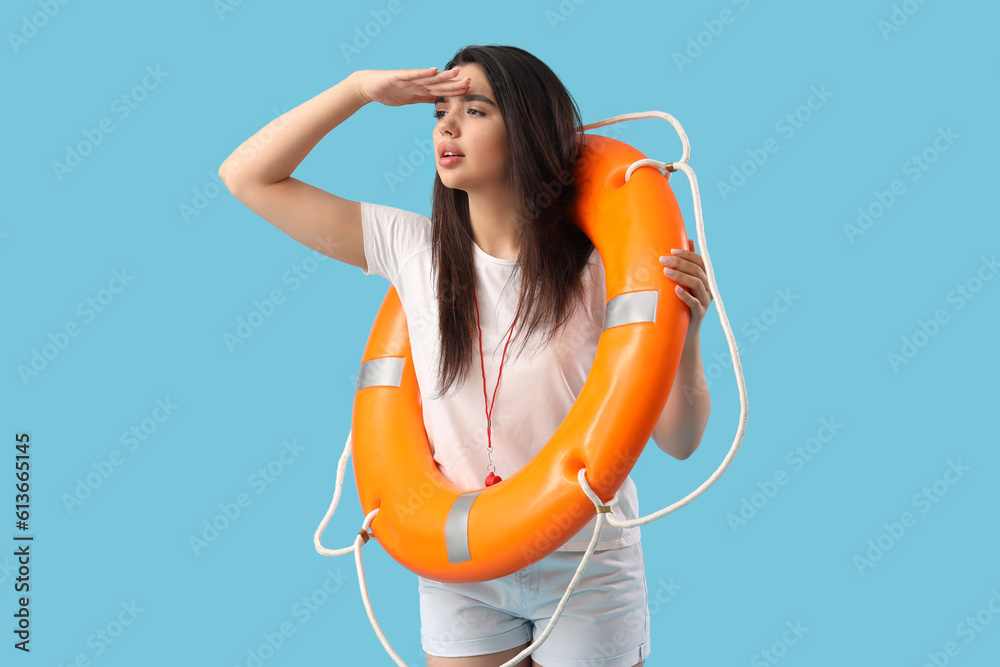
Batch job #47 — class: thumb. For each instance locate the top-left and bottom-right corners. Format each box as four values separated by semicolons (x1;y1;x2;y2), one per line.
687;238;695;252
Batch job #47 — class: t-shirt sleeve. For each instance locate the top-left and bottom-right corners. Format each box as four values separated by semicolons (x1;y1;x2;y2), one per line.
359;200;433;283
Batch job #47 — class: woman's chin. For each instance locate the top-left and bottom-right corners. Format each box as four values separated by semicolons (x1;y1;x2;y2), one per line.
437;176;468;192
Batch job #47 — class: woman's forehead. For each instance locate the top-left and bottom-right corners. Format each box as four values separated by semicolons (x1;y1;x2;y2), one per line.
454;63;491;92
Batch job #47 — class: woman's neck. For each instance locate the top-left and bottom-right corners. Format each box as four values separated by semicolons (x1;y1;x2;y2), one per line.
467;189;521;260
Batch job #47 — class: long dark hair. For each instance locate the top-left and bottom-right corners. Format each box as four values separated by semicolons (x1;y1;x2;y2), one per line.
429;44;594;400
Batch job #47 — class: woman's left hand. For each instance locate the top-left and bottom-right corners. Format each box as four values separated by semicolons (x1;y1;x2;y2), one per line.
660;239;713;334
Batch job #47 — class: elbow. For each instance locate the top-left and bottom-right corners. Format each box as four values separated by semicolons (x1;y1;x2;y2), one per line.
654;414;710;461
219;157;250;193
654;377;712;460
219;161;283;194
219;162;237;191
653;433;691;461
668;442;696;461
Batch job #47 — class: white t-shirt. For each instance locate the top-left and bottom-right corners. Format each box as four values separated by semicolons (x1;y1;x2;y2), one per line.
360;200;641;551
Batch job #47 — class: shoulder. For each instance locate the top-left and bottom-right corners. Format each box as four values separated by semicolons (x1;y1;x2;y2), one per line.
362;201;432;228
360;201;434;281
361;200;434;251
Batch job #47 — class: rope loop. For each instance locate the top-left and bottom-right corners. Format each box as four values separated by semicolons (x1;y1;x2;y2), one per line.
625;158;677;182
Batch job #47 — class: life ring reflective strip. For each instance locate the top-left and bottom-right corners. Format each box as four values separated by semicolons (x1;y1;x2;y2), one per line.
351;133;689;583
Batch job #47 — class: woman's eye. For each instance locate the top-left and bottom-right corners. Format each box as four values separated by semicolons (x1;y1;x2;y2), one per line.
432;108;485;120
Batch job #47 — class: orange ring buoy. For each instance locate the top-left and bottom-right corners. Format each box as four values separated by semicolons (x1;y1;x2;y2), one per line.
351;133;689;583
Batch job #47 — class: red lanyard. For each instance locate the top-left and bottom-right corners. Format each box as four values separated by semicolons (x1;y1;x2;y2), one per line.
473;283;522;487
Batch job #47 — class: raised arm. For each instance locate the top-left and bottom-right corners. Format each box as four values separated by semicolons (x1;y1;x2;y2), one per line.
218;73;371;270
218;67;471;272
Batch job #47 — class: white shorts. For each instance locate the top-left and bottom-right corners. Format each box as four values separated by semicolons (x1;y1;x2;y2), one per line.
417;539;651;667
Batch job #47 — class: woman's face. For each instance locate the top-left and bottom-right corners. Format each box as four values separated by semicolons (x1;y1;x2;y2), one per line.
432;63;508;194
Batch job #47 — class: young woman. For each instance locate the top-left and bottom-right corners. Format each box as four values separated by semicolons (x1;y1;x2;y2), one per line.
221;44;712;667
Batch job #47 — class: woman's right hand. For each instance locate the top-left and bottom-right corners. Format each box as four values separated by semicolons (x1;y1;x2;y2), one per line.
352;67;471;108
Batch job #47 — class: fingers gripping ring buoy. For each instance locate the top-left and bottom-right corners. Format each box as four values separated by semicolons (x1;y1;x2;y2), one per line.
351;133;689;583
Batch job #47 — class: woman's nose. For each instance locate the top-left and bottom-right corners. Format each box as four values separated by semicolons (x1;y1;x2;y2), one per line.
436;111;460;135
437;118;457;136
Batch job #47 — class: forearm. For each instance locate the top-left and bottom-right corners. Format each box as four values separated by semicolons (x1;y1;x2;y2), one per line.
220;72;370;187
651;335;711;460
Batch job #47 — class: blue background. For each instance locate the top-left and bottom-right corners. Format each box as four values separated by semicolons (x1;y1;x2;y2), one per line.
4;0;998;665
